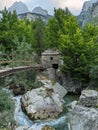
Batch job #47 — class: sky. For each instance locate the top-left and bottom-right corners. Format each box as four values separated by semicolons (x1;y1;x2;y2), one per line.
0;0;90;15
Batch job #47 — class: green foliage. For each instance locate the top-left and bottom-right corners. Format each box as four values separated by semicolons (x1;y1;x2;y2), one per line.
46;8;77;48
46;8;98;86
90;65;98;80
61;27;94;78
0;7;98;88
32;18;46;56
0;89;14;129
89;65;98;87
0;90;14;112
9;36;34;67
0;8;47;58
9;70;42;91
0;8;18;51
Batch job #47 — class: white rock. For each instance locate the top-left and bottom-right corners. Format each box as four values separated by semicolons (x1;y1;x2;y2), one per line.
79;90;98;107
15;126;29;130
69;105;98;130
52;82;67;98
80;90;98;98
40;80;67;98
21;87;64;120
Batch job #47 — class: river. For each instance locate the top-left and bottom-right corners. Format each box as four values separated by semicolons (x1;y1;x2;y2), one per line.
13;94;79;130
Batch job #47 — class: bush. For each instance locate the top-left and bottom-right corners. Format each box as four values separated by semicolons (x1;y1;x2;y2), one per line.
0;89;14;129
0;90;14;112
9;70;42;91
89;65;98;87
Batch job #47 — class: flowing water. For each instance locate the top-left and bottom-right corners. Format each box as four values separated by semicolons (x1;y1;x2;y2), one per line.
4;88;98;130
13;94;79;130
3;88;79;130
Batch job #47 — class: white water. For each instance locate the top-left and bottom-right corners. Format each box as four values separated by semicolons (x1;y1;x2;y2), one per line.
13;96;33;126
13;96;69;130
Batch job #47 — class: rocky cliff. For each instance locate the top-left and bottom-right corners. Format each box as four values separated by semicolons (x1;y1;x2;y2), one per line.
32;7;48;16
8;1;29;15
8;2;52;23
78;0;98;26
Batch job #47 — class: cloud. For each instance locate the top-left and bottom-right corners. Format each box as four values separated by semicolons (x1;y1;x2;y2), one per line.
0;0;89;15
65;0;89;15
26;0;89;15
0;0;5;9
48;0;89;15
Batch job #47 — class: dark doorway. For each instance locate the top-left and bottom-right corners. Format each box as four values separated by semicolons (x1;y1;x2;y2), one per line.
52;64;58;69
50;57;53;60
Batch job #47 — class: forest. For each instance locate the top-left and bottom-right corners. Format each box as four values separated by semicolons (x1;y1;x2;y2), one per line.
0;8;98;88
0;7;98;130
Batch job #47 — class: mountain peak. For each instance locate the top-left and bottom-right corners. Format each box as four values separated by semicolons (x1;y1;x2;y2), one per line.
8;1;29;14
78;0;98;26
32;7;48;16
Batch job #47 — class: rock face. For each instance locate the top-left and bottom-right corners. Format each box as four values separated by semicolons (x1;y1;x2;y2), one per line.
41;125;55;130
37;78;67;98
69;105;98;130
78;0;98;26
32;7;48;16
15;125;55;130
18;12;52;23
42;68;57;80
68;89;98;130
8;1;29;15
8;2;52;23
15;126;29;130
62;73;82;94
79;90;98;107
21;87;64;120
7;82;25;96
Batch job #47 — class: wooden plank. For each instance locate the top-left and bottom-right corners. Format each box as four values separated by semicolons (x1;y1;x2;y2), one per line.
0;65;45;77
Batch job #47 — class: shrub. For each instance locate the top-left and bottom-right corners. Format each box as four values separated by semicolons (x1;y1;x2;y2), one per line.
0;89;14;129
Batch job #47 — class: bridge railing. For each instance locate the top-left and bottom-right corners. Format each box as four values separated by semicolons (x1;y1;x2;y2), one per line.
0;54;35;69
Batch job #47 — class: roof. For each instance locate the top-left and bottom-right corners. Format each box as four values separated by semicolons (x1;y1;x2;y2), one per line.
42;49;59;55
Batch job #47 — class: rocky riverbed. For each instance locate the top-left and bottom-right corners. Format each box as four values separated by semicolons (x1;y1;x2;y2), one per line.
1;72;98;130
67;90;98;130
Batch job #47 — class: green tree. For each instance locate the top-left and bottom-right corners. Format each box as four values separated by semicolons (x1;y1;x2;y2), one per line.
32;18;46;56
0;8;18;52
46;8;97;85
59;21;96;84
12;36;34;66
46;8;77;48
0;8;34;53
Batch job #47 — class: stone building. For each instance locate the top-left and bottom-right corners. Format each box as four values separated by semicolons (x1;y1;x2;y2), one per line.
41;49;62;69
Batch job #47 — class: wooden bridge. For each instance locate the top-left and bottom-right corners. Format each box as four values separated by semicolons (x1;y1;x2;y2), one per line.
0;65;45;77
0;58;45;77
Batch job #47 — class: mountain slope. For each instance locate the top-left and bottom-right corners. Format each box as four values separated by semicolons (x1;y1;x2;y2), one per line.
32;7;48;16
78;0;98;26
8;1;29;14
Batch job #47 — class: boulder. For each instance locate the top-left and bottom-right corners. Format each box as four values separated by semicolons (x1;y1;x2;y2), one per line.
21;87;64;120
41;125;55;130
7;82;25;96
79;90;98;107
67;90;98;130
13;84;25;96
40;79;67;98
15;126;29;130
69;105;98;130
15;125;55;130
52;82;67;98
